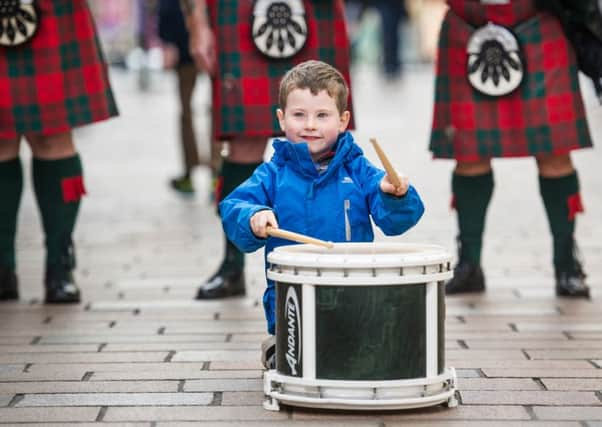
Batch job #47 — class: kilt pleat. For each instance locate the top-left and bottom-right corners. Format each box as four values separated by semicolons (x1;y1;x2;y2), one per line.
430;0;593;160
207;0;353;139
0;0;118;139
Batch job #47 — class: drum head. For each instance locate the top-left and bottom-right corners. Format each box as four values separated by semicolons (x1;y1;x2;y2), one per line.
268;242;452;269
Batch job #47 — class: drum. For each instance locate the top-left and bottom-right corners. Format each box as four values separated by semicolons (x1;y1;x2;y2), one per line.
263;242;458;411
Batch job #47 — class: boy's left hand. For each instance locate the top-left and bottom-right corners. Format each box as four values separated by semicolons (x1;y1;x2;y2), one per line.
380;173;409;197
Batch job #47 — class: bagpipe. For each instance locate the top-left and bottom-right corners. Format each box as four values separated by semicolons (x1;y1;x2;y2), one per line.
538;0;602;103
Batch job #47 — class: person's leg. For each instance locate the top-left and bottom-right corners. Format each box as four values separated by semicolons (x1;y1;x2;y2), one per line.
536;153;589;297
171;62;201;194
196;137;266;299
26;131;85;303
376;0;403;78
446;160;493;294
0;138;22;300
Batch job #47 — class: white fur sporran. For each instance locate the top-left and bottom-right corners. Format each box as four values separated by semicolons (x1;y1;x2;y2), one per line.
466;22;524;96
0;0;38;47
252;0;307;59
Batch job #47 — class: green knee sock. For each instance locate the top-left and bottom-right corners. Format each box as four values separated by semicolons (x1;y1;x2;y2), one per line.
32;155;85;267
217;159;262;270
0;158;23;271
539;172;582;272
452;172;494;265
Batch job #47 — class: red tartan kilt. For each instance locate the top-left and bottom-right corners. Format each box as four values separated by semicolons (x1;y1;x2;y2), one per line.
430;2;593;161
0;0;117;139
207;0;354;139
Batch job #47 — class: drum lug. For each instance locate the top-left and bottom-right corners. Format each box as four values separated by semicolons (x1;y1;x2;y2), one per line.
446;391;459;408
263;396;281;411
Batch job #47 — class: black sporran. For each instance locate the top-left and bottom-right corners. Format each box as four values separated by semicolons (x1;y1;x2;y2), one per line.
0;0;39;48
466;22;524;97
251;0;308;59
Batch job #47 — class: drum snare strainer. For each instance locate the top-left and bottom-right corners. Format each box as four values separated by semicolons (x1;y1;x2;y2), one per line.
263;242;458;411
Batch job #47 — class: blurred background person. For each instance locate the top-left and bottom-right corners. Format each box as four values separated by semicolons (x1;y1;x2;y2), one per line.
345;0;409;78
157;0;209;194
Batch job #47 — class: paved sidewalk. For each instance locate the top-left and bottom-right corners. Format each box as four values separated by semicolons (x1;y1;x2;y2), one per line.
1;65;601;426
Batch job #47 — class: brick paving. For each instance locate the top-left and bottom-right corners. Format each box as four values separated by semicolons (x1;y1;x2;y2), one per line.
0;64;601;425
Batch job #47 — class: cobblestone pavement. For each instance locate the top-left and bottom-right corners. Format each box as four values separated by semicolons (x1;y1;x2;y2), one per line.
1;64;601;425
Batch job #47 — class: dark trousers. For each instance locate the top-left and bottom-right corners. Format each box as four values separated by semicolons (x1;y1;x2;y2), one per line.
375;0;406;75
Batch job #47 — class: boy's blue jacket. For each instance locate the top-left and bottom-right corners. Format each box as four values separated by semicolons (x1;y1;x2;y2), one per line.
219;131;424;334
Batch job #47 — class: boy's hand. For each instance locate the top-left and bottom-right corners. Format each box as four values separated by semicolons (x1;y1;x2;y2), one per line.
380;173;409;197
250;210;278;238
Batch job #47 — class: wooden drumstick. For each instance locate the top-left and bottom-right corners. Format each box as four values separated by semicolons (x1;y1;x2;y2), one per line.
266;226;334;249
370;138;402;189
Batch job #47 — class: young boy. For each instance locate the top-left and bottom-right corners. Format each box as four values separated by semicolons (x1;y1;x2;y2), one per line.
219;60;424;365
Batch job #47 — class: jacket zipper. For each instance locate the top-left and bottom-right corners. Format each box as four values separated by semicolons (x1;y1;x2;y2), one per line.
344;199;351;241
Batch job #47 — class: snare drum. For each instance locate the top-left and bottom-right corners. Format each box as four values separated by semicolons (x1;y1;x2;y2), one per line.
263;242;458;411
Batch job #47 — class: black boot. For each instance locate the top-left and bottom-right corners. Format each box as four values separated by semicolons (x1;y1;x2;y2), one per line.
556;270;590;298
555;239;590;298
45;240;80;304
0;266;18;301
445;261;486;294
196;160;260;300
196;240;245;299
196;265;245;299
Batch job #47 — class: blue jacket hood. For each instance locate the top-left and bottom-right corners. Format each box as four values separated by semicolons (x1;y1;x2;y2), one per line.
271;131;362;179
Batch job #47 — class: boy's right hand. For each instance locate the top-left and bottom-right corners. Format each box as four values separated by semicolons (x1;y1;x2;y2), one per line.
250;210;278;239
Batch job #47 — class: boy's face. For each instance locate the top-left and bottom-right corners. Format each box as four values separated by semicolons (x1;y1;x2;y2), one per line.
277;88;350;160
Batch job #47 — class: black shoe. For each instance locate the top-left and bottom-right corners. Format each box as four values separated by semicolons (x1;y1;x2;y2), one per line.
45;264;80;304
556;258;590;298
0;266;18;301
445;261;485;294
554;238;590;298
556;271;590;298
196;268;245;299
170;175;195;194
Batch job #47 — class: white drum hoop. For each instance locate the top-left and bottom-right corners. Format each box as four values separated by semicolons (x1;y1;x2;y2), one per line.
264;368;457;411
267;242;453;285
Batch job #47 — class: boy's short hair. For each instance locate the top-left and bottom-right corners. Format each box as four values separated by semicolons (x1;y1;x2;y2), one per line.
279;60;349;114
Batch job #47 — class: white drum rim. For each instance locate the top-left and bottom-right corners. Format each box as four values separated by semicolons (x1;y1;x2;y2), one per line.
267;242;452;269
267;270;452;285
264;367;457;411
